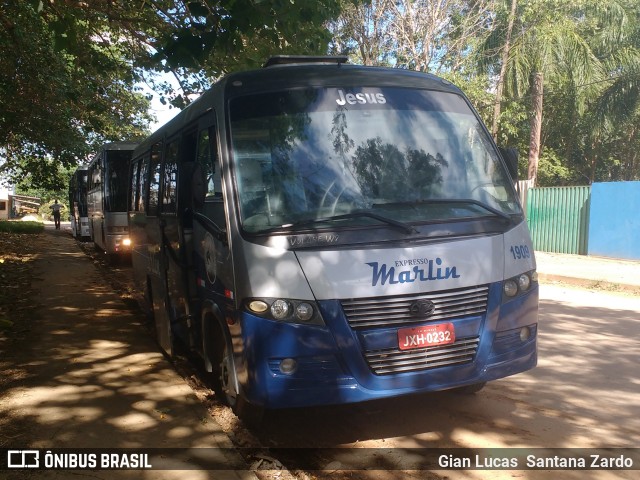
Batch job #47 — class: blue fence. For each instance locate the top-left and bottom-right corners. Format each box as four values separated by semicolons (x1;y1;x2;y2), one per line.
588;181;640;260
527;181;640;261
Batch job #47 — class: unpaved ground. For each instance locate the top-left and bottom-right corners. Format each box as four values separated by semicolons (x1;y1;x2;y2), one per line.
0;229;369;480
0;230;256;480
0;231;41;448
2;229;639;480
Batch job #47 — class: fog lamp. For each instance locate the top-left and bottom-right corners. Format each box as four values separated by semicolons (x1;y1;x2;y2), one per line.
279;358;297;375
520;326;531;342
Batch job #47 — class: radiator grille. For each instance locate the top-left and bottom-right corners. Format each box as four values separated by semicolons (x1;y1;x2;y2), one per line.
341;285;489;330
365;337;480;375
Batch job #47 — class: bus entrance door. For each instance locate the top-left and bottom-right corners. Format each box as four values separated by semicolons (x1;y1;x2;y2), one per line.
158;139;197;352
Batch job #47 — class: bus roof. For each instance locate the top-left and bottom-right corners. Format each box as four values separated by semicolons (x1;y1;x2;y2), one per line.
100;141;139;152
134;60;465;155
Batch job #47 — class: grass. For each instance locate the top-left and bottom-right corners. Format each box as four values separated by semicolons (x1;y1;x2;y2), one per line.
0;220;45;234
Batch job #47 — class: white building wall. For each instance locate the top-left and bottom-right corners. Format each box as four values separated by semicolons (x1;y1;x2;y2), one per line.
0;186;9;220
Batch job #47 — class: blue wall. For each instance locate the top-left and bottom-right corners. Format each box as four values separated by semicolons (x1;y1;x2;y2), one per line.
588;181;640;260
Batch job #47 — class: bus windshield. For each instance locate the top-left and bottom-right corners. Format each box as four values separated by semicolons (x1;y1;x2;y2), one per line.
77;171;88;216
229;87;521;234
104;150;132;212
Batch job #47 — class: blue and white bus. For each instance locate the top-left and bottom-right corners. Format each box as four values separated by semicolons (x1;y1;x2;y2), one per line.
129;56;538;422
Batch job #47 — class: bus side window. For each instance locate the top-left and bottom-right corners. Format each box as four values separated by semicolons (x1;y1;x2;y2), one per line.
138;154;149;212
129;159;140;212
147;142;162;216
88;160;100;190
196;128;221;199
162;141;179;214
91;159;101;187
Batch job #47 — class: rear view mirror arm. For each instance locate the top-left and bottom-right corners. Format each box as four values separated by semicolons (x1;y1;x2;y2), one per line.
192;211;228;245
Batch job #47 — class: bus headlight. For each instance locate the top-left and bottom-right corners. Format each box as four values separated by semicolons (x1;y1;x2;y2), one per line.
503;280;518;297
518;273;531;291
245;298;325;326
295;303;314;322
503;270;537;302
271;299;291;320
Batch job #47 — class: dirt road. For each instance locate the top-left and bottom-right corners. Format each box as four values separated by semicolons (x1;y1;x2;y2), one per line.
2;229;639;479
0;229;253;479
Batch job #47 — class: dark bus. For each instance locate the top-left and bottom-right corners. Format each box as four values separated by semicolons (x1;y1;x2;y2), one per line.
87;142;138;255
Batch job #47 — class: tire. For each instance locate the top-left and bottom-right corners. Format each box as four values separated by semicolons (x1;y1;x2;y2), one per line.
209;324;264;428
209;326;237;409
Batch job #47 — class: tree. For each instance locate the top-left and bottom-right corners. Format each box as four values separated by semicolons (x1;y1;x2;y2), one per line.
118;0;343;106
489;0;518;140
587;0;640;181
387;0;494;73
0;0;153;190
1;0;343;190
479;0;611;185
330;0;493;73
328;0;394;65
531;0;640;184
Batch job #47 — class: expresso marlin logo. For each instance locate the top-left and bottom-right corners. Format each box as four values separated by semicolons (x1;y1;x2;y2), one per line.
366;258;460;286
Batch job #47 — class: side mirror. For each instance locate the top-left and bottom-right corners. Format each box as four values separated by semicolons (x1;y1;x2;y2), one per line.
499;147;519;182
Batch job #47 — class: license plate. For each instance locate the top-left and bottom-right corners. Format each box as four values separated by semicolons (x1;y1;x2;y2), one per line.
397;323;455;351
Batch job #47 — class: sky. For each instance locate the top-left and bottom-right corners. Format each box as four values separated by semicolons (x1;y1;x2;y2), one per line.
138;71;182;132
146;88;181;131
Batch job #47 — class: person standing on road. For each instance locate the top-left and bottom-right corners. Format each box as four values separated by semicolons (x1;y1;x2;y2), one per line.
50;200;62;229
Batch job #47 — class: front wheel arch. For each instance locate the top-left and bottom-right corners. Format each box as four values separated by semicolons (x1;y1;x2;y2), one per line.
202;304;238;407
201;304;265;427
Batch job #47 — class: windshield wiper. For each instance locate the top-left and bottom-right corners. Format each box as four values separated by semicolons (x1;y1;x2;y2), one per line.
282;211;418;234
373;198;513;223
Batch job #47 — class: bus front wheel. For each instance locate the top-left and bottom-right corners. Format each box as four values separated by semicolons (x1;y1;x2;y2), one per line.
209;331;237;409
209;323;264;428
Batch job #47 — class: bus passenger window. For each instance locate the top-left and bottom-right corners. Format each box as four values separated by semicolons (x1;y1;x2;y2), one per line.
147;142;162;216
129;159;140;211
137;155;149;212
196;129;221;198
162;141;179;213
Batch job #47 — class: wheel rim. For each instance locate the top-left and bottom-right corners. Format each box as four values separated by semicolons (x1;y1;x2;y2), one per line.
219;344;236;406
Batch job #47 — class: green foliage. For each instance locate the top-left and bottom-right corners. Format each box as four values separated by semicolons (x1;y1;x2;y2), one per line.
0;0;153;190
536;148;574;186
140;0;342;107
1;0;342;190
3;0;640;190
474;0;640;184
0;221;44;234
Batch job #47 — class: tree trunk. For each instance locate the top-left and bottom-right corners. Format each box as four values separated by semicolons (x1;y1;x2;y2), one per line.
528;72;544;185
491;0;518;140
